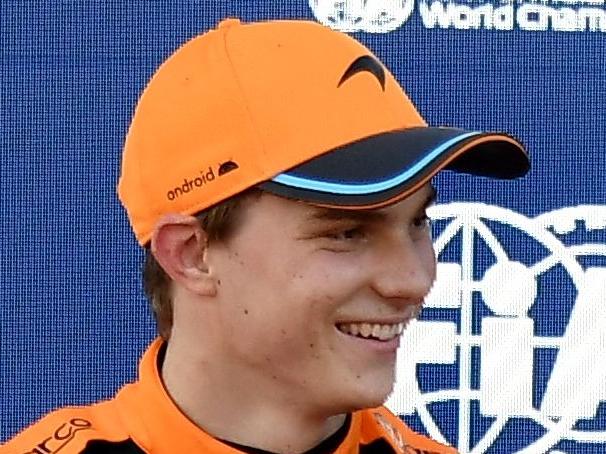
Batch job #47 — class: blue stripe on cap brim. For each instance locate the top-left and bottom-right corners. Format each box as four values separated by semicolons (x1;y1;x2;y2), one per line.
260;127;529;209
272;131;481;195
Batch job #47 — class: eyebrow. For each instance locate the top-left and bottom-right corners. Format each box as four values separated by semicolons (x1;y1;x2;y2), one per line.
307;186;438;223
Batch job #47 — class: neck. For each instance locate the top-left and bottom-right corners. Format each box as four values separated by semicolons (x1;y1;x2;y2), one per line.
161;336;348;453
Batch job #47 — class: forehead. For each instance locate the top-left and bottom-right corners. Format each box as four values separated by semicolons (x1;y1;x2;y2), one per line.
237;183;436;228
222;183;436;241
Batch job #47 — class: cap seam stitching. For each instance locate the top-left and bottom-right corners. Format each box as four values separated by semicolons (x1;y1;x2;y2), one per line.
221;25;268;177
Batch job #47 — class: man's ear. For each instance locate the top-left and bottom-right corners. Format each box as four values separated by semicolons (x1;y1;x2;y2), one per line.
150;213;217;297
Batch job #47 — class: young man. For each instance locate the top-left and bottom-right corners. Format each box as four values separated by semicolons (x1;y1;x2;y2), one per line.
5;18;529;454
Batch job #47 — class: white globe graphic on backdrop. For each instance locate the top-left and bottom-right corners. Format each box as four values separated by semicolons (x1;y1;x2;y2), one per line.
386;203;606;453
309;0;415;33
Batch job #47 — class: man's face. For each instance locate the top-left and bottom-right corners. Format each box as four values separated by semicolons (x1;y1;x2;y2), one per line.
204;184;437;415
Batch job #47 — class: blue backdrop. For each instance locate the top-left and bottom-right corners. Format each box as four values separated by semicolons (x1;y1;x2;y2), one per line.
2;1;605;453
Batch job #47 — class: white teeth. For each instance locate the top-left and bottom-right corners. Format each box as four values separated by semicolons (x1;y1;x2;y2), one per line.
371;324;382;338
378;325;391;341
360;323;372;337
397;322;404;335
337;321;406;341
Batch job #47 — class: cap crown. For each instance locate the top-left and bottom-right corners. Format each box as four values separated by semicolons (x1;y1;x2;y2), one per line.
118;18;425;245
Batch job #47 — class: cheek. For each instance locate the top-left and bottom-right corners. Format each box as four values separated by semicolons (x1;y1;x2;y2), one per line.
211;251;322;343
287;252;371;304
222;239;367;310
216;251;367;359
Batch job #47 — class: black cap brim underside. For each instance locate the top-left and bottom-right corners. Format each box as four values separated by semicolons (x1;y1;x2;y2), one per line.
260;127;529;209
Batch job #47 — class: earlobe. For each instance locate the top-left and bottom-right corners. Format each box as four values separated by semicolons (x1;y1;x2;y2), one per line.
150;214;218;297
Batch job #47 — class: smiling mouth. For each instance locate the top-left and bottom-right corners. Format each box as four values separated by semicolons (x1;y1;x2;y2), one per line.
336;322;404;341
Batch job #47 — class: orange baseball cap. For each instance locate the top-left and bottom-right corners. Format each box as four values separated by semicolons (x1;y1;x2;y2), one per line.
118;18;529;245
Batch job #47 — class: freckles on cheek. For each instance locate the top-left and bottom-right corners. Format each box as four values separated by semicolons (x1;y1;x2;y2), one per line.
280;324;323;358
227;250;247;268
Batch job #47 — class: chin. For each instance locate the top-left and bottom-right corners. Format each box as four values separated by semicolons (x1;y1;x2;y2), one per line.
356;390;391;410
314;365;396;414
361;369;396;405
334;380;395;413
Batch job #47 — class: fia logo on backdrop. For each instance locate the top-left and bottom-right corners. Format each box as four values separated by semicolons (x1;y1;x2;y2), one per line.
309;0;606;33
386;203;606;453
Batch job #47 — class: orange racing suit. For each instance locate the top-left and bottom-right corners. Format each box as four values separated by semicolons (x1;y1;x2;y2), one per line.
4;339;457;454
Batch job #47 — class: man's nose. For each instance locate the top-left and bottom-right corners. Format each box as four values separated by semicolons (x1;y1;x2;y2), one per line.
370;235;436;303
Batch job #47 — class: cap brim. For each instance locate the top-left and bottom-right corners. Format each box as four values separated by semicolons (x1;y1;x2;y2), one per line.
260;127;529;209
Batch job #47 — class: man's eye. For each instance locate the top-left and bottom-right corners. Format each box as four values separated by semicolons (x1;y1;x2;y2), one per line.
327;227;364;241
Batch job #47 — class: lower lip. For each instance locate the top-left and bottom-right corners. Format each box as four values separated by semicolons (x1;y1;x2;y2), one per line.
335;328;401;354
